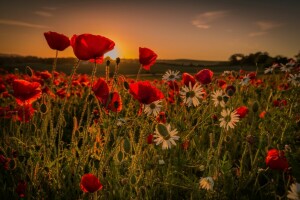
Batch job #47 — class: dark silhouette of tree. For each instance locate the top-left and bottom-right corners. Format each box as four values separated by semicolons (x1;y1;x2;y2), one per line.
228;52;289;68
229;54;245;65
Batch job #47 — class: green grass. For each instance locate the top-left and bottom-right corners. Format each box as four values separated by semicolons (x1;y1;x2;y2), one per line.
0;64;299;199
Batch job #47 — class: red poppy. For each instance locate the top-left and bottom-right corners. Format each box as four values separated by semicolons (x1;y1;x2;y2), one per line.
105;92;122;112
156;112;166;124
225;85;236;96
167;91;175;104
42;86;55;98
89;56;104;64
182;140;190;151
80;173;103;193
235;106;249;118
0;106;13;119
248;72;256;80
265;149;289;171
44;31;70;51
139;47;157;70
167;80;179;92
78;74;90;87
56;88;70;99
147;134;154;144
129;81;164;104
278;83;289;91
12;79;42;106
0;154;11;170
195;69;213;85
259;111;267;119
71;34;115;60
0;83;6;93
182;72;196;87
39;70;52;80
273;99;287;107
217;79;227;89
16;180;27;198
14;104;35;122
92;78;109;105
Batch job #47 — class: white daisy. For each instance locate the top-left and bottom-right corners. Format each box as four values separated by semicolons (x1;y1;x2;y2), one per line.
219;108;240;131
153;123;180;150
222;71;232;76
162;70;181;81
211;90;226;107
199;177;214;191
239;74;250;86
280;64;293;73
288;73;300;87
264;66;275;74
179;82;204;107
143;100;162;117
287;182;300;200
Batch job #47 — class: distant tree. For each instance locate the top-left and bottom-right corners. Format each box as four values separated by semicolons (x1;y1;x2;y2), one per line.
229;53;245;65
274;55;288;64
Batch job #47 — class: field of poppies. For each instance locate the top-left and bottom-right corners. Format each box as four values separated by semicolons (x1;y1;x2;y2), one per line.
0;32;300;199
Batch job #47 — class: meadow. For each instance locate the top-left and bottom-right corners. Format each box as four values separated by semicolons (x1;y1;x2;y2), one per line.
0;32;299;199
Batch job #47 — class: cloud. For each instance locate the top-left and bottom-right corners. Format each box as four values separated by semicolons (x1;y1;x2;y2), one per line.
192;11;228;29
34;11;53;17
0;19;50;29
248;21;282;37
256;21;281;31
248;31;267;37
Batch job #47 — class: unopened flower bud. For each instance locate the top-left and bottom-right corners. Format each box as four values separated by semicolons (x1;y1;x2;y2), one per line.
116;57;120;65
106;59;110;67
123;81;129;90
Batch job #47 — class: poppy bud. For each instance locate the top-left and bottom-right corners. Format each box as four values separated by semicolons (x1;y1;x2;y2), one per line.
252;101;259;113
106;59;111;67
246;134;255;145
116;57;121;65
123;81;130;90
26;66;34;77
40;103;48;114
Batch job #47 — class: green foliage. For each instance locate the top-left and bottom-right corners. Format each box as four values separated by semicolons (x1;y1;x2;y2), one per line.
0;61;299;199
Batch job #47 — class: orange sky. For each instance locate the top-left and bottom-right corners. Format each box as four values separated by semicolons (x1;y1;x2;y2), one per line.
0;0;299;61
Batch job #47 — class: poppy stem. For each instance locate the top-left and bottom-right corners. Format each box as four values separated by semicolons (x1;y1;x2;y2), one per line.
50;50;58;90
78;61;98;128
136;64;143;81
54;59;80;135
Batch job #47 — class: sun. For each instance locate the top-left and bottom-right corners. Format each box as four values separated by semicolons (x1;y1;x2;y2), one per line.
105;46;120;59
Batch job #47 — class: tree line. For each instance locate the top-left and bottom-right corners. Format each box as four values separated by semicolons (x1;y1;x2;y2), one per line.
229;51;300;68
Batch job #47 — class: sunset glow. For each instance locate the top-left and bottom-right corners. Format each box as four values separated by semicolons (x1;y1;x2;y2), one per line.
0;0;299;60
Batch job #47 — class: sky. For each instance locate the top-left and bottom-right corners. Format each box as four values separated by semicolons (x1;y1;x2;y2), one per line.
0;0;299;61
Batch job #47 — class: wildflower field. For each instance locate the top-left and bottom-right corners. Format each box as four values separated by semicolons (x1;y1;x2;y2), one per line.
0;32;300;199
